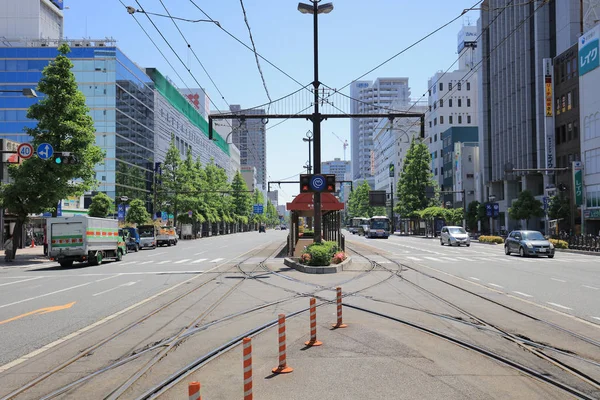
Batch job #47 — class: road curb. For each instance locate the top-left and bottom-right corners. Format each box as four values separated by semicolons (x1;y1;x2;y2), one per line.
283;256;352;274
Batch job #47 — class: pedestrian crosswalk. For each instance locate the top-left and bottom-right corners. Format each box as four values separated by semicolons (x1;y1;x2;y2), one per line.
398;255;590;263
120;257;227;267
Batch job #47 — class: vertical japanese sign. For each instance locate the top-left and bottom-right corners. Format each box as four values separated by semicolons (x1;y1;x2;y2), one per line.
579;25;600;76
572;161;583;206
454;143;463;201
544;58;555;176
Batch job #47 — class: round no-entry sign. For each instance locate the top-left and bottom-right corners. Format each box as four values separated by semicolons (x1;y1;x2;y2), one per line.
17;143;34;159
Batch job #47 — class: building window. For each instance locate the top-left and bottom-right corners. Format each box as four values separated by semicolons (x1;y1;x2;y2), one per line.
556;127;561;145
429;121;432;128
449;115;453;124
458;99;462;107
448;82;452;91
440;116;444;124
458;82;462;91
466;82;471;91
574;122;579;138
568;123;573;141
428;89;431;96
439;99;443;107
556;97;560;115
449;99;453;107
467;115;471;124
434;101;437;109
467;98;471;107
458;115;462;124
434;117;437;126
439;82;443;91
429;105;432;112
434;134;438;142
468;155;472;162
561;125;566;143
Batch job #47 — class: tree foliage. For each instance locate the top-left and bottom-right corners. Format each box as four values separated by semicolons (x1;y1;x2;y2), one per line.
508;190;544;228
265;200;280;227
467;201;480;231
125;198;151;226
231;171;252;224
347;181;386;218
395;138;439;217
0;44;104;258
548;194;570;222
88;192;113;218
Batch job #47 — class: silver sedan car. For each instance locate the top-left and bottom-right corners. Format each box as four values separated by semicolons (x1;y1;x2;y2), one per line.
440;226;471;247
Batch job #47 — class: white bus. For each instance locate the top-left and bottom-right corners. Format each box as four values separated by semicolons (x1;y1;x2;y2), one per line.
348;217;369;234
366;216;391;238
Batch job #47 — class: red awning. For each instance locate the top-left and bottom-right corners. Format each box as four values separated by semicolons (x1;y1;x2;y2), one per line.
286;193;344;214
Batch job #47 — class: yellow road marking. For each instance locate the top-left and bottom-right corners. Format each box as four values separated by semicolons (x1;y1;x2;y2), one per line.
0;302;76;325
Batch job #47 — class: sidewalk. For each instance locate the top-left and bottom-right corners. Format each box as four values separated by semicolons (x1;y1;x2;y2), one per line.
0;245;48;268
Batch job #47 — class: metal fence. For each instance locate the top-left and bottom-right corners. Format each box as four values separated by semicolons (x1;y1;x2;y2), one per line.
555;233;600;252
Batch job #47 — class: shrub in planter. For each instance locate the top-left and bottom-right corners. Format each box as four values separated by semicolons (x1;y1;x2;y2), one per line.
331;251;347;264
300;253;311;264
307;245;331;266
478;235;505;244
549;238;568;249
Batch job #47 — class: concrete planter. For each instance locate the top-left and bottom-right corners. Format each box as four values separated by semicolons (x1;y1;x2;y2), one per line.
283;256;352;274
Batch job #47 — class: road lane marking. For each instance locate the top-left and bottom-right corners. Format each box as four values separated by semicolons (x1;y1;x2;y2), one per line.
149;252;166;257
489;283;504;288
194;251;207;256
191;259;207;264
469;277;480;281
210;258;224;263
93;281;138;297
513;291;533;298
440;257;458;262
424;257;443;262
0;302;76;325
455;257;474;262
174;259;191;264
0;277;43;287
94;275;122;283
583;285;599;290
407;257;422;261
119;261;137;266
138;261;154;265
158;260;171;264
0;282;92;309
593;317;600;322
551;278;567;283
219;245;229;249
547;302;572;310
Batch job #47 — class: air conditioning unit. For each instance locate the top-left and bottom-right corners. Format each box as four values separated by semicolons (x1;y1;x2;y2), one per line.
97;43;105;47
40;43;48;47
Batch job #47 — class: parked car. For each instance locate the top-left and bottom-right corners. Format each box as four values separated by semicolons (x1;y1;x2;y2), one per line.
138;225;157;249
440;226;470;246
259;225;266;233
504;230;555;258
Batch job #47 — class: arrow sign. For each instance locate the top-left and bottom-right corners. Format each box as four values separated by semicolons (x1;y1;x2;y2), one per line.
36;143;54;160
0;301;75;325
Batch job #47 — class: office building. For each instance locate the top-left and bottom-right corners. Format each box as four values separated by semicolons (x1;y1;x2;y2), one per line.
427;25;479;189
322;158;350;183
0;0;64;44
230;104;267;191
350;78;411;188
267;190;278;207
180;88;210;119
441;127;479;208
241;166;257;193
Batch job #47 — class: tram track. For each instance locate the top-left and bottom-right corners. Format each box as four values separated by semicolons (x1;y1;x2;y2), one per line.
346;243;600;397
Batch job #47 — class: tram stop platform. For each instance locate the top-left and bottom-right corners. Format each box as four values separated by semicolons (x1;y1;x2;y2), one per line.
163;299;567;400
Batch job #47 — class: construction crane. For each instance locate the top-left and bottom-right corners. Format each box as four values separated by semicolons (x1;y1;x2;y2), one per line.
331;132;349;161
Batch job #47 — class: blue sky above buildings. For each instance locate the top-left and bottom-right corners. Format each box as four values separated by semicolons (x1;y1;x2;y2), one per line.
62;0;479;203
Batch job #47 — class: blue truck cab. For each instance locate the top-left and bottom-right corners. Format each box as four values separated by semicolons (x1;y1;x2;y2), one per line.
124;227;140;252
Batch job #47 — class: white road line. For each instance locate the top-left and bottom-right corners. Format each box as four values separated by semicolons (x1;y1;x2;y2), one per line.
406;256;422;261
546;302;572;310
513;291;533;298
489;283;504;289
173;259;191;264
138;261;154;265
219;245;228;249
0;282;92;309
94;275;122;283
424;257;443;262
551;278;567;283
149;252;166;257
191;258;207;264
158;260;171;264
210;258;224;263
469;277;480;281
593;317;600;322
455;257;474;262
440;257;458;262
93;281;138;297
119;261;137;266
0;277;43;287
194;251;207;256
582;285;599;290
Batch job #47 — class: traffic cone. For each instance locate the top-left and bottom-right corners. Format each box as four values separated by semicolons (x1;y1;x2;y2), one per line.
30;239;35;248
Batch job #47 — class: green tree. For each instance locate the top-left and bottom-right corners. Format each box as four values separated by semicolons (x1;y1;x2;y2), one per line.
347;181;386;218
231;171;252;224
204;161;231;224
395;138;438;217
508;190;544;229
88;192;114;218
155;137;183;225
265;200;280;227
466;201;480;231
251;189;266;225
0;44;104;259
548;194;570;221
125;198;151;226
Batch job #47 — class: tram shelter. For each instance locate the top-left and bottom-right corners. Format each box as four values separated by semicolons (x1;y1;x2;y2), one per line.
286;193;345;257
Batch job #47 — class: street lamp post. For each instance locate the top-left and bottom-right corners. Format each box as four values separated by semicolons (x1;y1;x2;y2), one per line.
302;130;313;174
298;0;333;244
0;88;37;98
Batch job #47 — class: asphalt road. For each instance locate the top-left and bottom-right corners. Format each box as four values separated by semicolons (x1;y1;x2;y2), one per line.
345;232;600;324
0;229;281;367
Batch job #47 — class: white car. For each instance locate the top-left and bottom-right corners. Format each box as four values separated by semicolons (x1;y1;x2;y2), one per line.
440;226;470;247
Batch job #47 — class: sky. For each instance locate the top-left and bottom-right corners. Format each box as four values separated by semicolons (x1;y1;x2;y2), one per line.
63;0;482;205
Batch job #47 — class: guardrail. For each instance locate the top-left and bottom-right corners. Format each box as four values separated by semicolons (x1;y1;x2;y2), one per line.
555;234;600;252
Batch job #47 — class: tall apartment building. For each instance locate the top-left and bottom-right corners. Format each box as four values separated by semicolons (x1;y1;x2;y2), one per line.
0;0;63;43
350;78;411;188
229;105;267;191
478;0;584;232
427;25;479;190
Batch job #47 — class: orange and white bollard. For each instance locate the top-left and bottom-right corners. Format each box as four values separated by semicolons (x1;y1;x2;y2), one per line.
332;287;347;328
30;239;35;248
305;297;322;346
243;337;252;400
188;381;201;400
272;314;293;373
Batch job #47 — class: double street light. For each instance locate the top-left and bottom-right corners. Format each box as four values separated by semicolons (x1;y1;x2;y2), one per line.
297;0;334;243
302;130;313;174
0;88;37;98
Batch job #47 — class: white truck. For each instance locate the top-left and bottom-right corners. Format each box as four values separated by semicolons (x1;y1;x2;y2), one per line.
47;216;126;268
156;226;178;246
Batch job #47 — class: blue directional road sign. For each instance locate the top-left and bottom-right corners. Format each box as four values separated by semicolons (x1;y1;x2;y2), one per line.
309;174;326;192
253;204;264;214
485;203;492;217
492;203;500;218
37;143;54;160
117;204;125;221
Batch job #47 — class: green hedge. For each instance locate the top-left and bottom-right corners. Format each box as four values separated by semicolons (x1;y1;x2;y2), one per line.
478;235;505;244
302;241;340;266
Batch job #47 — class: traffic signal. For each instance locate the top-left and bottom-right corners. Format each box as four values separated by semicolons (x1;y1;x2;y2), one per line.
325;174;336;192
54;152;79;165
389;163;395;177
300;174;310;193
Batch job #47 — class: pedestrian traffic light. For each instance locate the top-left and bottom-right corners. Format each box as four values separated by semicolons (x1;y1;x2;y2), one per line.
300;174;310;193
325;174;336;192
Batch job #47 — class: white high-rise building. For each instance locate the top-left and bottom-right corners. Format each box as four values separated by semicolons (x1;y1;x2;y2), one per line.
0;0;64;43
427;26;479;190
230;105;267;191
350;78;411;188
